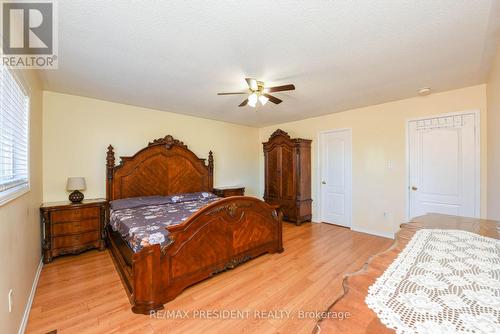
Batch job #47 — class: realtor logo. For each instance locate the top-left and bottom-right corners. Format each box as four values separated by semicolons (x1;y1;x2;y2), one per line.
1;0;58;69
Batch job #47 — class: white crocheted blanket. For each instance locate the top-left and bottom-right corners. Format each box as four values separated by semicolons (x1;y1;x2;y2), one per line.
365;229;500;334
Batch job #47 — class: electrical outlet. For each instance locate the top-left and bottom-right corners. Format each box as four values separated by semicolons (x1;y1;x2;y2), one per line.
8;289;13;313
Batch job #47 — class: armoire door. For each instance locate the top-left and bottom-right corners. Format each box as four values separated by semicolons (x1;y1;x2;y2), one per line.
280;145;295;201
265;146;281;198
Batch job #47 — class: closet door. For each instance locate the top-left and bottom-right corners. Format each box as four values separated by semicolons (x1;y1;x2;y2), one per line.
265;146;281;199
408;113;478;218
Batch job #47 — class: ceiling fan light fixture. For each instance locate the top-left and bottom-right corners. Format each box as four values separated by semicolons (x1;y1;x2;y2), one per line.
259;94;269;106
248;92;258;107
218;78;294;107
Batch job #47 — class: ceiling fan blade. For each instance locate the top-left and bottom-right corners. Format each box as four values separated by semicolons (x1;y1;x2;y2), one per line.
217;92;247;95
263;93;283;104
245;78;258;91
266;84;295;93
239;98;249;107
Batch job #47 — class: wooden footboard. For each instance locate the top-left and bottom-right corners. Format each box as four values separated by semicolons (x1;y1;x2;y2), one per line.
112;197;283;314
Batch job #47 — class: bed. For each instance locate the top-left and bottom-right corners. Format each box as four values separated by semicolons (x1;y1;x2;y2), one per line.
105;135;283;314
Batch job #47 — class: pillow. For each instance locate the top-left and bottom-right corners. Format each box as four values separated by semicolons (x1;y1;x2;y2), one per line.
169;192;218;203
110;196;171;211
110;192;218;210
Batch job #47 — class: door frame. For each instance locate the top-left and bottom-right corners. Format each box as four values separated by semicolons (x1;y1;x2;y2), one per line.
405;110;481;220
317;128;353;227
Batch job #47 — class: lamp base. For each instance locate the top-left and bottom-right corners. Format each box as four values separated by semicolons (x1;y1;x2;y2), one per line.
69;190;84;203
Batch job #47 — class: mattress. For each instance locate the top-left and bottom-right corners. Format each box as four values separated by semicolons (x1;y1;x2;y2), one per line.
109;192;220;252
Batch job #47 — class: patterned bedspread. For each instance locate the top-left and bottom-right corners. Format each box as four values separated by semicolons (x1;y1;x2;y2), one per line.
109;192;220;252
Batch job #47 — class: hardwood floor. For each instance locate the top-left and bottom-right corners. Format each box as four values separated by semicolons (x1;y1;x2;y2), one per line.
26;223;392;334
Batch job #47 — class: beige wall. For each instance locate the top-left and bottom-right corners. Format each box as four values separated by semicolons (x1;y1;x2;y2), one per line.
0;71;43;334
487;46;500;220
42;92;260;202
259;85;488;236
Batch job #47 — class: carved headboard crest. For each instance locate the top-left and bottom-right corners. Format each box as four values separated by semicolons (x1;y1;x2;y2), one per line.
269;129;291;139
148;134;188;149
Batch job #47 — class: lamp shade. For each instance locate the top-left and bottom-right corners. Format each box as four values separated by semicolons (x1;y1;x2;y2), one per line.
259;94;269;106
66;177;87;191
248;93;258;107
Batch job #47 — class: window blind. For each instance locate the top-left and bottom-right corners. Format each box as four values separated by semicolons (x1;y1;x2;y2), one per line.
0;64;30;200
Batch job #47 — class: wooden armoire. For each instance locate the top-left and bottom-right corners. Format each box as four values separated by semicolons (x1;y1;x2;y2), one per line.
263;129;312;225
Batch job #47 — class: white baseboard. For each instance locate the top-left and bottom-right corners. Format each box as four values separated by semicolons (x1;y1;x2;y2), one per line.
351;226;395;239
18;259;43;334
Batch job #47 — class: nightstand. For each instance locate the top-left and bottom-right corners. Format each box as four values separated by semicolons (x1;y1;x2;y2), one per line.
213;186;245;198
40;199;107;263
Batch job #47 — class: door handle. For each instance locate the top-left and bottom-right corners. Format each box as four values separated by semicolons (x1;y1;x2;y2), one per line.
411;186;418;191
321;181;326;185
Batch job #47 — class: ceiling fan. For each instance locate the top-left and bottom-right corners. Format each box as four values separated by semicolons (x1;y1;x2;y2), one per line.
217;78;295;107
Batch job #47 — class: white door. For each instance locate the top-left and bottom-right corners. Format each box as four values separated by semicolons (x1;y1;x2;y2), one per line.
408;113;479;219
320;130;352;227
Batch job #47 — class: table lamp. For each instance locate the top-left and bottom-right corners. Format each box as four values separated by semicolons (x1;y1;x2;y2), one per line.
67;177;86;203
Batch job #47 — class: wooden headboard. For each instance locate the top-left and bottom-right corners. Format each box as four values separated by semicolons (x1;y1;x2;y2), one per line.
106;135;213;201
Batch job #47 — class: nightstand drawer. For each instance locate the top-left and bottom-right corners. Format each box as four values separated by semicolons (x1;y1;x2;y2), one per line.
52;207;100;222
52;218;100;236
52;231;100;249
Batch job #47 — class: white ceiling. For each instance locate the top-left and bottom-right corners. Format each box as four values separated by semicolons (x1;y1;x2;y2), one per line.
41;1;500;127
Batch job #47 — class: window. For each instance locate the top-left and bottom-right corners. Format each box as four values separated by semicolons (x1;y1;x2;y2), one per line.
0;64;30;205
